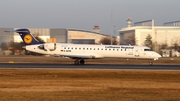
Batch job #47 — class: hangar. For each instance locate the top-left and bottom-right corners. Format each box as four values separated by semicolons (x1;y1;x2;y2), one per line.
0;27;110;45
119;18;180;57
68;29;110;44
119;18;180;46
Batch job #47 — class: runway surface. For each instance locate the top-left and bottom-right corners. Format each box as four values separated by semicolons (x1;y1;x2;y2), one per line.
0;63;180;70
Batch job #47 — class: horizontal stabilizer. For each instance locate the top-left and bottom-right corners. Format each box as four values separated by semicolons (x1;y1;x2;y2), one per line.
5;30;30;33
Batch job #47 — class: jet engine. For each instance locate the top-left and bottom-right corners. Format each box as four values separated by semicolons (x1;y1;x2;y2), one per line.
38;43;56;51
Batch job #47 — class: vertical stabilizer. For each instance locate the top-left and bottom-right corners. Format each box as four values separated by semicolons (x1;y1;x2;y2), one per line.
5;29;44;45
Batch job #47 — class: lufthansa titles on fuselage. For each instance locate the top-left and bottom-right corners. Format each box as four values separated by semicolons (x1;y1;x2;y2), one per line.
105;46;134;49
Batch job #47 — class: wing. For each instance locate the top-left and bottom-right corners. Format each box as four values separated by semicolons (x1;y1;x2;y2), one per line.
59;54;96;59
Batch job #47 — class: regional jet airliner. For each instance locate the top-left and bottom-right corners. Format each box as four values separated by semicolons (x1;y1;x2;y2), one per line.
5;29;161;65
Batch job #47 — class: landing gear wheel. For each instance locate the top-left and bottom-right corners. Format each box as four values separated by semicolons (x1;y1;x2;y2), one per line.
74;59;85;65
80;59;85;65
74;59;79;65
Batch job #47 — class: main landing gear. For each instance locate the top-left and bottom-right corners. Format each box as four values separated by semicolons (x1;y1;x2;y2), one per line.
74;59;85;65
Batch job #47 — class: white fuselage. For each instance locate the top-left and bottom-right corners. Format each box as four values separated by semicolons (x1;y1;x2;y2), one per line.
25;43;161;60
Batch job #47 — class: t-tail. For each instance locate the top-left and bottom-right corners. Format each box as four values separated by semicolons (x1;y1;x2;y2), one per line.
5;29;44;45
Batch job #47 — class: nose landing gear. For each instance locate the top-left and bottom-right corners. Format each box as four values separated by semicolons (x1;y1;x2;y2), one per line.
149;61;153;65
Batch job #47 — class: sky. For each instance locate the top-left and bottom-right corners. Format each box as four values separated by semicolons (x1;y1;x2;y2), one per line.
0;0;180;35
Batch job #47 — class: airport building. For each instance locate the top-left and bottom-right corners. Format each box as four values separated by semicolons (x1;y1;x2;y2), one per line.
120;18;180;46
68;29;110;44
119;18;180;57
0;28;14;43
0;25;111;46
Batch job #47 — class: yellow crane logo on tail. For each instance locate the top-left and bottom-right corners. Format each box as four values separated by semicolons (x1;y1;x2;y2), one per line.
24;34;33;44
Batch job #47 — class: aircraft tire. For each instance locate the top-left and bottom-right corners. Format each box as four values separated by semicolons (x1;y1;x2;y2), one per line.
80;59;85;65
74;59;79;65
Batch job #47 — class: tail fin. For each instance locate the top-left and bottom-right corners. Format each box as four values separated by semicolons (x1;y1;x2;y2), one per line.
5;29;44;45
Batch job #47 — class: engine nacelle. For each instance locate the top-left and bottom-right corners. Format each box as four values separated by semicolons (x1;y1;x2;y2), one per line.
38;43;56;51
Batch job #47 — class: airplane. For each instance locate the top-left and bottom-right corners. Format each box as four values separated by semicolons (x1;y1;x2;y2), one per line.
5;28;161;65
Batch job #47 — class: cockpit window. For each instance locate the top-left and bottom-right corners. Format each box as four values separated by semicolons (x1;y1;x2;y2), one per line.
144;49;153;51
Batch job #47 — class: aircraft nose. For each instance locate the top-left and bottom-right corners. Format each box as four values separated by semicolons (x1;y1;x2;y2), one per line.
153;53;161;60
